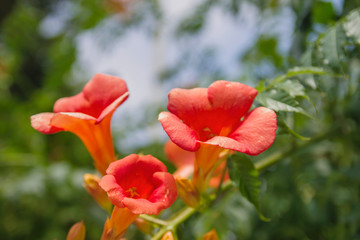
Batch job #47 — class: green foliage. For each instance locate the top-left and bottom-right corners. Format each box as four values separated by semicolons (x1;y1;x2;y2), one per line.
227;154;268;221
1;0;360;239
312;1;336;24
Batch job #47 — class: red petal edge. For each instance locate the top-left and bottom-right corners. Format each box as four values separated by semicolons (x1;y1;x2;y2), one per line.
158;112;199;151
30;113;63;134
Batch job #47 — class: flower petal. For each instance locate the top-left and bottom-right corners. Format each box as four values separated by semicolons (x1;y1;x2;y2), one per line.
99;175;126;208
54;73;129;121
122;198;166;215
167;87;211;123
30;113;63;134
158;112;199;151
229;107;277;155
208;80;257;120
50;112;116;175
122;172;177;215
106;154;167;180
148;172;177;208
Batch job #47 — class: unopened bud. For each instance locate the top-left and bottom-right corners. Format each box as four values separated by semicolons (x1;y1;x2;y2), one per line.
202;229;219;240
176;177;199;208
84;173;112;212
66;221;86;240
161;231;175;240
133;218;152;234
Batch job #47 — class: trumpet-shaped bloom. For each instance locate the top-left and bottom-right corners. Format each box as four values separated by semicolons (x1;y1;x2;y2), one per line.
31;73;129;175
159;80;277;155
99;154;177;215
159;80;277;192
165;141;229;187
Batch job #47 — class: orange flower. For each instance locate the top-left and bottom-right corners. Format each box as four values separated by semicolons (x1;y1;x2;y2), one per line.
31;74;129;175
101;207;138;240
159;80;277;192
99;154;177;215
99;154;177;239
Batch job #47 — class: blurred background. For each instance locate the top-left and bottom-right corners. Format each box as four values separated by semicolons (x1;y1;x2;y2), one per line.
1;0;360;239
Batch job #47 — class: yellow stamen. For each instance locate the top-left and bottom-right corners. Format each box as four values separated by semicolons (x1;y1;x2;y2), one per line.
126;187;140;198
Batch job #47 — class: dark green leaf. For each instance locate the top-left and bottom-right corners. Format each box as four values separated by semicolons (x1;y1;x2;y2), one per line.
227;154;269;221
312;1;335;24
256;89;313;118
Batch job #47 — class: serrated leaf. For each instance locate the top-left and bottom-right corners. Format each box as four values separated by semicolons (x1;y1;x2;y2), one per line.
227;154;269;221
275;79;316;109
276;79;307;98
262;66;326;91
256;89;313;118
343;9;360;45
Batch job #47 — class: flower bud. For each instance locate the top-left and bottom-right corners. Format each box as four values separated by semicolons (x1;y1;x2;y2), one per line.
161;231;175;240
133;218;152;234
202;229;219;240
84;173;112;212
176;177;199;208
66;221;86;240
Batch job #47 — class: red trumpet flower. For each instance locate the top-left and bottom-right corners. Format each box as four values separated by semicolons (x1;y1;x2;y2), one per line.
99;154;177;215
159;80;277;192
159;80;277;155
31;73;129;175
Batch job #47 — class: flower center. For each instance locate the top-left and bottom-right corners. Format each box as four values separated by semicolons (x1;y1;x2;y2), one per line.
125;187;140;198
200;127;217;140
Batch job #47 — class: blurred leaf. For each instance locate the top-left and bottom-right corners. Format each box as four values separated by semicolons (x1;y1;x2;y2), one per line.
319;24;346;69
343;9;360;45
275;79;306;98
286;66;326;77
260;66;326;93
242;36;283;68
176;0;214;36
227;154;269;221
312;1;335;24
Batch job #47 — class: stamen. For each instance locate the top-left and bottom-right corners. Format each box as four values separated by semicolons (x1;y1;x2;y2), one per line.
126;187;140;198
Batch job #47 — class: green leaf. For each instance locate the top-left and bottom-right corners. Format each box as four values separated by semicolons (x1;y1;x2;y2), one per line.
256;89;313;118
275;79;316;109
275;79;307;98
343;9;360;45
286;66;326;77
261;66;326;92
318;24;346;69
278;119;311;141
312;1;335;24
227;154;269;221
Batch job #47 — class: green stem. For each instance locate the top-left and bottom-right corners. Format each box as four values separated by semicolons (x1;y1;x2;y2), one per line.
139;214;168;226
151;207;196;240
